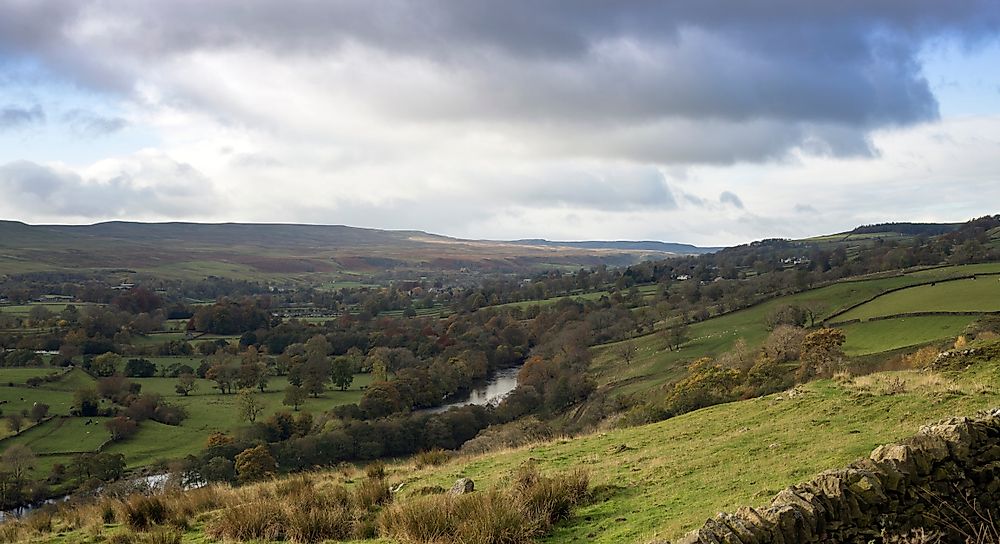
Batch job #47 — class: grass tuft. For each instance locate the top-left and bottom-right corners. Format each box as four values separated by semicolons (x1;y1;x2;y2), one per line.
379;466;589;544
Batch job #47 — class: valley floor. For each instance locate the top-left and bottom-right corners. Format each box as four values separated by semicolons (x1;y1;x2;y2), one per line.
12;359;999;544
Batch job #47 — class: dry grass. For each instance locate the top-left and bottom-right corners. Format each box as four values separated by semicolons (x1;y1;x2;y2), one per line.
414;449;452;468
0;481;240;543
206;472;389;542
116;495;169;531
380;465;590;544
105;528;183;544
845;371;966;396
205;499;286;541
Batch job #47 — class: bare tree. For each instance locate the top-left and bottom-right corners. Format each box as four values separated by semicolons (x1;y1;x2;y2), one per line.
238;389;264;423
617;340;639;365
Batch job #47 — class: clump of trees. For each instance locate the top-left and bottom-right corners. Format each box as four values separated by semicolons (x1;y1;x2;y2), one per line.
191;299;271;334
622;325;847;426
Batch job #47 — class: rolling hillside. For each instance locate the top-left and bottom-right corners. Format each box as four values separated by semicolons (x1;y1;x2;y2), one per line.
10;352;1000;544
0;221;711;280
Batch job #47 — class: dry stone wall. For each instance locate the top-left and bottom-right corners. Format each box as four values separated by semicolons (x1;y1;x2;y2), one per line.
671;409;1000;543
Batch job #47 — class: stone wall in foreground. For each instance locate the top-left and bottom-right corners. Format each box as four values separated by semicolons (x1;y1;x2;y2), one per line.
672;409;1000;543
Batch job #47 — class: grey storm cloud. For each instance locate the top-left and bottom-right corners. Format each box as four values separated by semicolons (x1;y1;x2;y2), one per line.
0;158;216;218
0;104;44;130
1;1;999;166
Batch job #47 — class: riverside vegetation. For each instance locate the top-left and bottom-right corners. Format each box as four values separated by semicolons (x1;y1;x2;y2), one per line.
2;216;1000;542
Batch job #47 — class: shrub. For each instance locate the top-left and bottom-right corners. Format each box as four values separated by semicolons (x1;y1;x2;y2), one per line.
284;505;354;543
117;495;169;531
354;477;392;510
460;417;554;455
414;449;451;468
454;491;534;543
140;529;183;544
379;495;452;543
102;501;117;524
364;460;387;480
206;500;286;541
379;466;589;544
234;444;276;483
106;416;139;441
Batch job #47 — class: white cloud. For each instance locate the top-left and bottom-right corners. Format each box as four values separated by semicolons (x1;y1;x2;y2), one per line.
0;151;218;221
0;2;997;245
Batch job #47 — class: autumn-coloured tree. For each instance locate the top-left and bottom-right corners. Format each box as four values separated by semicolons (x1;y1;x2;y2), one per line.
238;389;264;423
235;445;276;483
205;432;235;449
797;328;846;381
105;416;138;441
283;385;306;411
6;413;24;434
762;325;808;363
205;353;239;394
175;373;197;396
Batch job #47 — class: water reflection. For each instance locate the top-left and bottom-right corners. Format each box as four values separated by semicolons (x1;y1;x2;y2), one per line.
425;365;521;413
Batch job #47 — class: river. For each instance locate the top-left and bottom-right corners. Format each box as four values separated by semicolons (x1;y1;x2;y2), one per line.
424;364;522;413
0;473;195;522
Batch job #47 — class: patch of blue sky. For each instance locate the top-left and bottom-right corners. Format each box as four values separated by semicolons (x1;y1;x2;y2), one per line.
920;36;1000;118
0;57;158;165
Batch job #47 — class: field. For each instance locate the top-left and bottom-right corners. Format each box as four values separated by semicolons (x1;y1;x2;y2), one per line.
17;357;1000;544
835;276;1000;322
840;315;976;355
0;362;373;471
7;417;111;454
494;285;659;311
0;303;79;317
589;264;996;399
381;364;1000;543
0;368;66;384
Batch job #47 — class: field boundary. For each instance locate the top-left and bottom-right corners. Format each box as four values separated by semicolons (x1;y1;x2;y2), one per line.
676;411;1000;543
829;310;1000;327
822;272;1000;325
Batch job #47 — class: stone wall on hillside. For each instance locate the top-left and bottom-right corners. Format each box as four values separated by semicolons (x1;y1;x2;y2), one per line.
669;409;1000;543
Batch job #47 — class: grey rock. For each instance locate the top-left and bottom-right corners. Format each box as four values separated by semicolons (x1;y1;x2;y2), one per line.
448;477;474;495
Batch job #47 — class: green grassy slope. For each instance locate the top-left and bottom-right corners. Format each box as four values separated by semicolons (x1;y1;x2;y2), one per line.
390;366;1000;543
0;221;690;280
836;276;1000;322
840;315;975;355
0;365;372;471
589;264;992;398
24;362;1000;544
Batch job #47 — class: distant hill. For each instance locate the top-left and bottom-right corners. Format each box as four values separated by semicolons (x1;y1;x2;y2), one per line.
0;221;711;280
849;222;962;236
509;239;719;255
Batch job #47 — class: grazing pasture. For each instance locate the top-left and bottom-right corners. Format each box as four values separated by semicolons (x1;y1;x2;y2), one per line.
839;315;975;355
0;360;373;471
836;276;1000;322
589;264;992;400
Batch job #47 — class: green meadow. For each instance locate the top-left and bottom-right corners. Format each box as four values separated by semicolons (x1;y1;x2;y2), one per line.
0;361;373;471
837;276;1000;322
385;365;1000;544
840;315;976;355
589;264;995;399
25;358;1000;544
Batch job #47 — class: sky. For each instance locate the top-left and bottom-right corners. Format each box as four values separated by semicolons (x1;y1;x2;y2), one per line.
1;1;999;246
